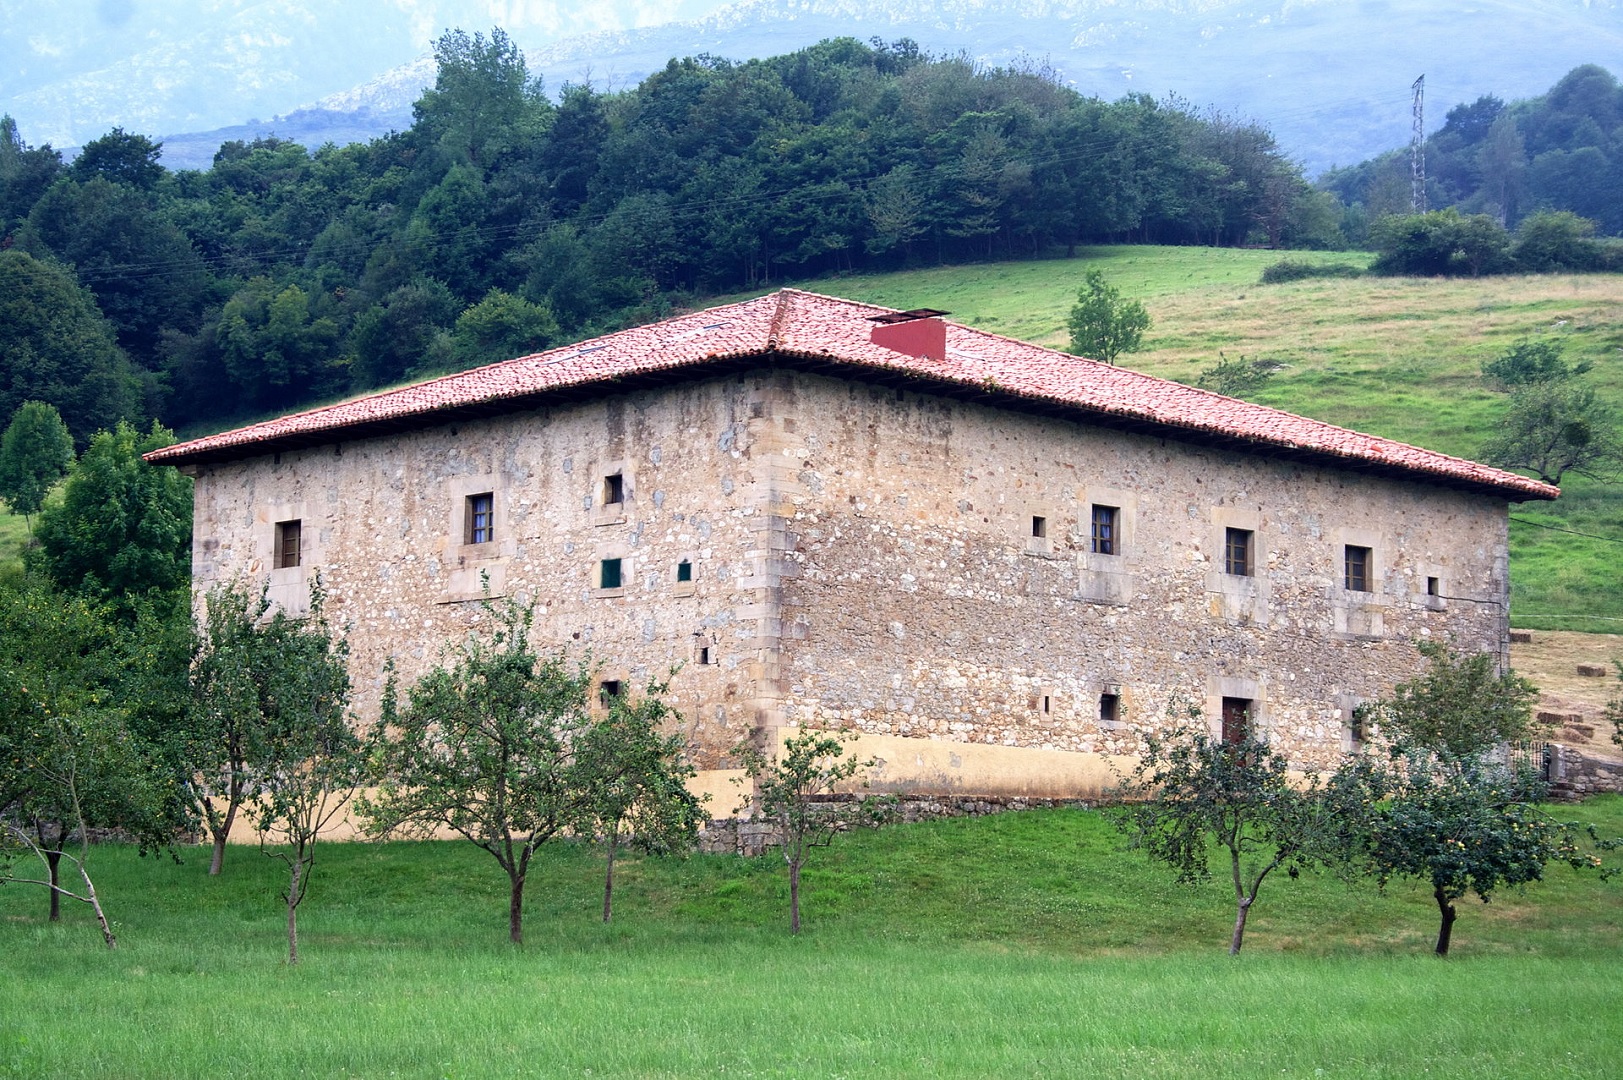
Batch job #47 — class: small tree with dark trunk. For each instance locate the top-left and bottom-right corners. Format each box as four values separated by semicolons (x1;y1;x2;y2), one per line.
571;676;704;923
1358;641;1612;956
1066;269;1150;364
0;400;74;534
1116;710;1370;955
358;599;593;944
242;582;359;965
733;729;891;935
184;580;335;876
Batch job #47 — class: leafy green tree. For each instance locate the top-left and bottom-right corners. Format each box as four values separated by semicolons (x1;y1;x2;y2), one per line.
1511;210;1602;272
19;177;210;364
30;420;192;617
732;729;891;934
216;278;342;411
1117;713;1373;954
183;580;349;877
0;579;179;940
450;288;558;368
1370;209;1512;277
1066;270;1150;364
0;115;64;238
414;27;550;170
0;401;74;529
68;128;165;192
0;250;141;445
572;677;704;922
238;583;359;964
358;599;595;944
349;281;459;389
1481;338;1590;389
1479;379;1623;485
1354;642;1606;957
1368;750;1597;957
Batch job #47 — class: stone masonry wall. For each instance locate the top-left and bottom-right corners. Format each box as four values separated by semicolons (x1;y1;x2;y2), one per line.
189;365;1515;789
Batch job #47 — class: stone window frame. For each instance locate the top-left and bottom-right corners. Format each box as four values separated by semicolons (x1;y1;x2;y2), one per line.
1206;675;1266;744
1097;684;1125;731
593;540;631;598
1207;506;1268;622
1338;693;1368;754
1414;562;1448;611
1224;527;1254;577
1077;486;1138;570
263;499;315;617
1330;526;1387;600
592;459;632;527
273;518;302;569
445;473;505;560
672;554;697;597
1024;504;1055;557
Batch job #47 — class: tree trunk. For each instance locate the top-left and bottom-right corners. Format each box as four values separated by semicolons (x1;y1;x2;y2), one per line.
1434;884;1458;958
789;858;802;936
509;875;526;945
602;831;617;924
46;849;62;922
1230;896;1252;956
286;859;301;965
209;788;240;876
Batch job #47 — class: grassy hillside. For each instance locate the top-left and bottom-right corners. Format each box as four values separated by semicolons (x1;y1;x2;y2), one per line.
758;249;1623;633
3;804;1620;1078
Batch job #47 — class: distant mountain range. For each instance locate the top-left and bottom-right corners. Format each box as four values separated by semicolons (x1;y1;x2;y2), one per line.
6;0;1623;175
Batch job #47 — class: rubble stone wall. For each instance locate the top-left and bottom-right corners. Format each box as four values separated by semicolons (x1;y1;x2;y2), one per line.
188;366;1514;790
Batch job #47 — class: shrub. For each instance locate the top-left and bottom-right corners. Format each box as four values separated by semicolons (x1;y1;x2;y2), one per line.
1259;260;1364;284
1370;209;1512;277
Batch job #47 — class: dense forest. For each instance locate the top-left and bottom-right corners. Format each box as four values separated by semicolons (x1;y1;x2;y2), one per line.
2;35;1619;444
1324;64;1623;242
1;32;1342;441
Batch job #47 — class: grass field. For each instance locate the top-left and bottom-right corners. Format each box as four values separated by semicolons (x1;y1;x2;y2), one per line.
756;249;1623;633
4;802;1621;1078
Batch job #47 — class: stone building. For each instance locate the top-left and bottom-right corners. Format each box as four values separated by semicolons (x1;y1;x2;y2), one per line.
148;289;1556;800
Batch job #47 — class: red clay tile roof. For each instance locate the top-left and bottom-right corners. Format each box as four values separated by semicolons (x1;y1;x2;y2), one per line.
147;288;1557;501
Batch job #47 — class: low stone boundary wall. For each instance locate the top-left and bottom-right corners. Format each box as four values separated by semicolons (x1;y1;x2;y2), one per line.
697;793;1094;855
1551;745;1623;801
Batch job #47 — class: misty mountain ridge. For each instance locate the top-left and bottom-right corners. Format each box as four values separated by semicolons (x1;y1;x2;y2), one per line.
7;0;1623;174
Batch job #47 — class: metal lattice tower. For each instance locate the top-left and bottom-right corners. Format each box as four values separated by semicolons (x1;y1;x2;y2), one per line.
1411;75;1426;212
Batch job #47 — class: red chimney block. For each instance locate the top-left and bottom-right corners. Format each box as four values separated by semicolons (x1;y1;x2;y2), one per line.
868;308;950;360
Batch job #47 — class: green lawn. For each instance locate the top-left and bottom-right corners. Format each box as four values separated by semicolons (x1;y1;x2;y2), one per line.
751;250;1623;632
5;802;1620;1078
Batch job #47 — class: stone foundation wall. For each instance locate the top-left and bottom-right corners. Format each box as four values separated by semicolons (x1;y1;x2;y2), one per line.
697;793;1094;854
1552;745;1623;800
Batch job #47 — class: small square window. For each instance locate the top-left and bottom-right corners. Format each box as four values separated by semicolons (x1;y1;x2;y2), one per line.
599;680;622;706
676;560;693;583
466;493;494;545
1099;692;1120;727
697;646;711;666
1426;576;1440;597
1221;696;1252;745
274;519;302;569
603;473;624;506
1090;505;1119;555
1031;515;1047;539
599;558;623;590
1224;528;1253;577
1344;545;1372;592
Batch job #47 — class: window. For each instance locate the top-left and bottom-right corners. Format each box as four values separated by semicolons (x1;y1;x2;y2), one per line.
598;680;622;706
1090;505;1119;555
599;558;623;590
466;493;494;545
274;520;302;569
1099;693;1120;728
1221;697;1251;745
697;645;711;666
1344;545;1372;592
1040;695;1051;715
1427;576;1440;597
603;473;624;506
1224;528;1253;577
676;560;693;583
1031;515;1047;539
